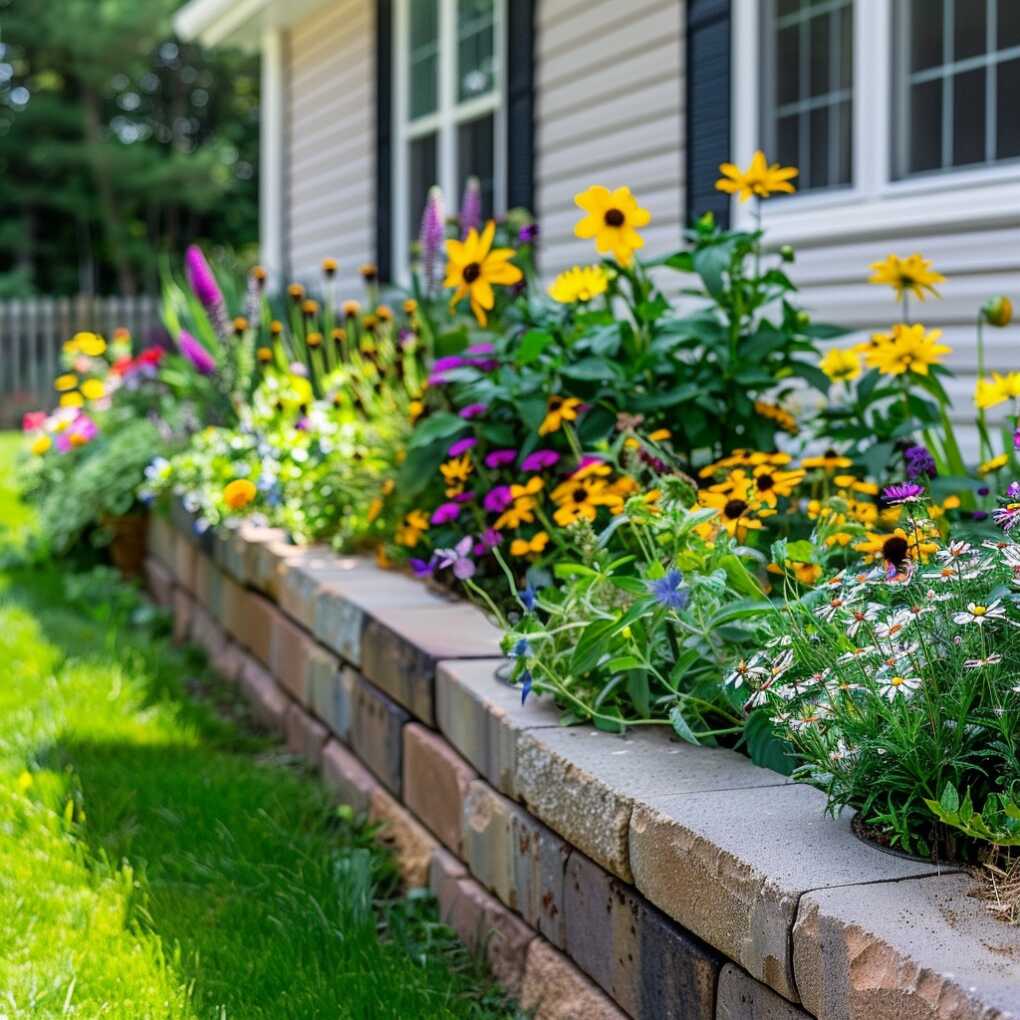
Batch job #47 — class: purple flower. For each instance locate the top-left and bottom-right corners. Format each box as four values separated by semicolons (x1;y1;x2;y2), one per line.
521;449;560;472
436;535;476;580
460;176;482;237
290;361;309;377
1013;427;1020;451
409;557;435;577
485;449;518;469
646;569;690;611
432;355;466;373
459;403;488;419
1007;481;1020;499
466;342;495;355
473;528;502;556
178;329;216;376
882;482;925;505
431;502;462;525
454;491;475;503
184;245;224;312
973;510;990;522
483;485;513;513
419;185;446;293
519;223;539;245
994;504;1020;530
978;486;991;497
448;437;477;457
904;444;937;481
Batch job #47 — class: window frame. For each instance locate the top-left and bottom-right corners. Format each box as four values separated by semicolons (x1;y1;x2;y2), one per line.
392;0;507;280
731;0;1020;243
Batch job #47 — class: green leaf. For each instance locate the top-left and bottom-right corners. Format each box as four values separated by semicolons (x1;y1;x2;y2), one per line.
669;707;701;745
783;539;816;563
516;329;554;365
939;782;960;814
561;357;620;382
606;655;644;673
693;241;735;299
407;411;467;449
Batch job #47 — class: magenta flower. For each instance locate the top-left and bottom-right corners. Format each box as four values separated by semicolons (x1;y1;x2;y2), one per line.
474;528;502;556
882;482;925;505
22;411;45;432
483;485;513;513
519;223;539;245
178;329;216;376
459;403;487;419
432;355;466;372
572;454;606;475
419;185;446;293
460;177;482;237
454;491;476;503
448;437;477;457
184;244;224;312
521;449;560;472
485;449;518;469
431;502;462;525
409;557;435;577
466;342;495;355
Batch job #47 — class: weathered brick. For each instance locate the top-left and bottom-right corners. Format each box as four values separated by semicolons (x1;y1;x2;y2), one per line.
716;964;811;1020
348;671;409;794
277;549;335;627
518;727;788;882
214;572;245;633
321;739;379;815
172;587;194;644
188;601;225;661
360;604;502;725
210;638;244;684
462;780;515;904
192;552;223;617
284;702;328;768
792;873;1020;1020
147;513;176;569
436;659;560;798
429;846;468;901
402;724;476;852
173;530;199;593
269;610;315;705
369;786;438;888
144;556;174;608
238;655;288;735
229;587;275;667
307;645;345;737
520;940;629;1020
629;785;944;1002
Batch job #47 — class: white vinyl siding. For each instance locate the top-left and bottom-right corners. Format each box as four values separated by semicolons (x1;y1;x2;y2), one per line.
534;0;685;276
284;0;375;294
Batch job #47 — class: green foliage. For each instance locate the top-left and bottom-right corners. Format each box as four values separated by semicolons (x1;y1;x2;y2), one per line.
927;784;1020;848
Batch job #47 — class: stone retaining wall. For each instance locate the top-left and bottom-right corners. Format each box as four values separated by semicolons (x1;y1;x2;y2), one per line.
146;508;1020;1020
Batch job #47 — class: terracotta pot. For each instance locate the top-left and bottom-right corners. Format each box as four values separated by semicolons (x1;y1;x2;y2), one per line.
102;511;149;580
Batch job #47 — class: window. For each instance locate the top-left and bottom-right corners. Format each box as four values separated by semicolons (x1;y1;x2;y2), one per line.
394;0;505;275
761;0;854;192
894;0;1020;178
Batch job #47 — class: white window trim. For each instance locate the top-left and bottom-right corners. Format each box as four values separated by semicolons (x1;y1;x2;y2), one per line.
392;0;507;281
731;0;1020;246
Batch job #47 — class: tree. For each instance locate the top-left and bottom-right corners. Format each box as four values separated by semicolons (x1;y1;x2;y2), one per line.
0;0;259;296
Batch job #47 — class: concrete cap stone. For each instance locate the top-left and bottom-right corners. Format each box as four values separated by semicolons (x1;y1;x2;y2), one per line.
517;727;787;882
793;872;1020;1020
629;783;947;1001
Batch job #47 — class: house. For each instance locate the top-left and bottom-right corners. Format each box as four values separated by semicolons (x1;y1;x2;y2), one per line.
175;0;1020;448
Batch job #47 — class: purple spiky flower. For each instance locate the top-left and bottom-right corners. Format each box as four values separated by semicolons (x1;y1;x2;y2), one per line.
419;185;446;293
460;176;482;238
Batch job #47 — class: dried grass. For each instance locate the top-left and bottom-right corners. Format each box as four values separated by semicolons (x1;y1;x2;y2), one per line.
972;850;1020;925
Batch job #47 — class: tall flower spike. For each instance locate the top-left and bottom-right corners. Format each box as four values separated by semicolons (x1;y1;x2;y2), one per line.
184;244;228;338
419;185;446;293
178;329;216;376
460;176;482;238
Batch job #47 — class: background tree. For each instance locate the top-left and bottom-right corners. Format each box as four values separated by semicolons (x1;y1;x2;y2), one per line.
0;0;259;296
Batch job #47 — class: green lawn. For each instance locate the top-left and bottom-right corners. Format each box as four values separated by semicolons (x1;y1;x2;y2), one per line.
0;433;517;1019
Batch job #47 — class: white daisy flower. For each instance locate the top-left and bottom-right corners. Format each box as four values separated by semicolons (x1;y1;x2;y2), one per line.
815;591;858;623
924;587;953;603
846;603;881;637
952;600;1007;626
878;674;922;699
874;610;914;641
788;704;831;731
964;653;1003;669
936;540;974;563
725;658;764;689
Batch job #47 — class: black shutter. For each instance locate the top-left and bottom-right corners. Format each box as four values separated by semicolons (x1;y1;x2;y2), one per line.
686;0;732;227
505;0;536;213
375;0;394;281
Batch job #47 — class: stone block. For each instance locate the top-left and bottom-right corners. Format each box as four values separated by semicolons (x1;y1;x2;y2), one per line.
210;639;244;684
193;552;223;617
564;851;719;1019
321;739;378;815
229;587;275;667
269;611;315;705
360;603;502;725
172;587;193;644
173;530;198;593
792;872;1020;1020
144;556;174;608
436;659;560;798
277;548;335;627
215;572;245;633
429;846;468;901
188;601;226;661
462;780;516;904
402;724;476;852
348;671;409;794
307;645;345;738
369;786;438;888
247;534;303;599
520;939;629;1020
436;870;535;998
517;727;787;882
716;964;811;1020
147;513;176;569
238;655;288;735
284;702;328;768
628;784;946;1002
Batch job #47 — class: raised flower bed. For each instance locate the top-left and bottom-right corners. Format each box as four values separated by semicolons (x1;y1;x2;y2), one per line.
147;508;1020;1020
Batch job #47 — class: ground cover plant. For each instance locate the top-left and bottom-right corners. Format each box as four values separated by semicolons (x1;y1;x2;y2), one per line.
0;433;520;1019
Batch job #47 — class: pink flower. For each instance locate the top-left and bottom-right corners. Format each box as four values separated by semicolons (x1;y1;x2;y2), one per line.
448;437;478;457
184;244;224;313
485;449;518;469
178;329;216;376
459;403;488;419
22;412;45;433
483;486;513;513
431;501;462;525
521;449;560;472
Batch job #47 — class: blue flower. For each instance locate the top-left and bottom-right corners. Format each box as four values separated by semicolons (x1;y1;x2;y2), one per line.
519;584;536;613
646;569;690;611
520;669;533;705
512;638;531;658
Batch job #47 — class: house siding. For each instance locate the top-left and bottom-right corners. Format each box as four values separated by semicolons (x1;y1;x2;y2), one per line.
534;0;685;275
284;0;375;294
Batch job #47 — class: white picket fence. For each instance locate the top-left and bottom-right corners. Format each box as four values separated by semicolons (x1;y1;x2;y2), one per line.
0;295;160;427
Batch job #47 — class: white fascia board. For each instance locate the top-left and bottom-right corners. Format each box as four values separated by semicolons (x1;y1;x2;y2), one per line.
173;0;330;49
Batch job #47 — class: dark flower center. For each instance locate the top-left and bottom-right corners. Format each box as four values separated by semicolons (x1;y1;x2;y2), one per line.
572;487;589;504
603;208;625;227
463;262;482;283
723;498;748;519
882;535;909;566
823;448;837;459
756;473;774;491
548;396;563;410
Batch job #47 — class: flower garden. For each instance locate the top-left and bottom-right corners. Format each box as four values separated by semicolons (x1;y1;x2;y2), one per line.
15;153;1020;1014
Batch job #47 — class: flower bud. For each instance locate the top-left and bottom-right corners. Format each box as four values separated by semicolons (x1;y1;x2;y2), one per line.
983;296;1012;327
780;244;795;263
